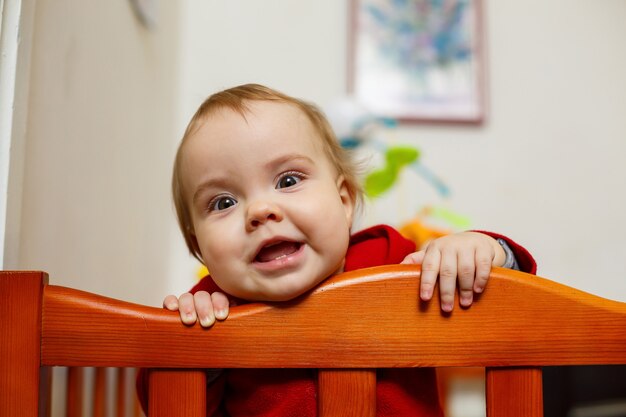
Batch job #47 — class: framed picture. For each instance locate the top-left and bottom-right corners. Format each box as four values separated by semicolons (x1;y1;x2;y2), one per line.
348;0;486;124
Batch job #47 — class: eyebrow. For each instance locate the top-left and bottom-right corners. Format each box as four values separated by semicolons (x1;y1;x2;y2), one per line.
264;153;315;170
192;177;230;205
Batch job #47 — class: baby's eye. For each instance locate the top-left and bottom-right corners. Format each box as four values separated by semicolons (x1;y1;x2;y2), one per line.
276;173;303;189
210;196;237;211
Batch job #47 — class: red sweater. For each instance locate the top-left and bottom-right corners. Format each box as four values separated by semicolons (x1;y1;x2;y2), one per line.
138;225;536;416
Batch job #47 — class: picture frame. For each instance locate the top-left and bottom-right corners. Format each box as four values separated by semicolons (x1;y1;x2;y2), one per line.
348;0;486;124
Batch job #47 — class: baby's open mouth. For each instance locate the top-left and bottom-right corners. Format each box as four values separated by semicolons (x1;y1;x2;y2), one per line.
254;241;302;263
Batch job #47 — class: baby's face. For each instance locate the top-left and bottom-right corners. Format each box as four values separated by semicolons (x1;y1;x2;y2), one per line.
181;101;354;301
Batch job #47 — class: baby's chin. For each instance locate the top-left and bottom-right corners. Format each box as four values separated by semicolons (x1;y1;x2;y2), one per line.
214;261;346;302
224;275;326;303
247;281;320;302
276;282;330;301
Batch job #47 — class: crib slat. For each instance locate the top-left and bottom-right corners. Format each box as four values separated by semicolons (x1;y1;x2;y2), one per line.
148;370;206;417
66;367;84;417
318;369;376;417
93;367;107;417
486;367;543;417
116;368;127;417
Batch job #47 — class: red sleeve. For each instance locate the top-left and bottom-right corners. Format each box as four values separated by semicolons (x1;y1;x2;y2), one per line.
473;230;537;275
344;225;416;271
190;275;223;294
345;224;537;275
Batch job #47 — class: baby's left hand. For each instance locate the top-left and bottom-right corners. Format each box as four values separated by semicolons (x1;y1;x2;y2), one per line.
401;232;506;312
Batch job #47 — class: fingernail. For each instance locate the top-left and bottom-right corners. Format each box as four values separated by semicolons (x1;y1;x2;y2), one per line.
215;309;228;320
421;289;432;300
200;316;215;328
442;303;453;312
461;294;473;306
475;286;484;293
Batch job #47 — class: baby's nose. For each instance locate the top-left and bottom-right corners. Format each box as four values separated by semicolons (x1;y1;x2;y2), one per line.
246;201;283;230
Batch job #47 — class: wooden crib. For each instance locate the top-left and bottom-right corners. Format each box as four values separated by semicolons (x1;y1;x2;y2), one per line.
1;266;625;417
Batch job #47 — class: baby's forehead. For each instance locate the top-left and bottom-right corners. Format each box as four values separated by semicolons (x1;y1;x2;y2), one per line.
185;100;331;158
209;99;307;122
193;101;322;144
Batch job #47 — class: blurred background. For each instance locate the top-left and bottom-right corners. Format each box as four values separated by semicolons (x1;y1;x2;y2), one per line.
2;1;625;416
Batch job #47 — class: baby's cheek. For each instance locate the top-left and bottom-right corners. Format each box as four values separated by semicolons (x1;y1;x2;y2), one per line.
199;233;233;262
324;235;350;276
200;249;232;282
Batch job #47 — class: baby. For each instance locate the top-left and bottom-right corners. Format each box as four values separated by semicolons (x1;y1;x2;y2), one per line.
142;84;535;416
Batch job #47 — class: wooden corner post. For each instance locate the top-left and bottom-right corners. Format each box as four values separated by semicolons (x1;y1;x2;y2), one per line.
0;271;48;417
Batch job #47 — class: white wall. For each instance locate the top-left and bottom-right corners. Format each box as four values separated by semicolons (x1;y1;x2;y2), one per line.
176;0;626;301
17;0;181;305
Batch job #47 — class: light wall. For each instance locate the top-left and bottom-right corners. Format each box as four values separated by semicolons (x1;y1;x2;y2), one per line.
175;0;626;301
18;0;181;305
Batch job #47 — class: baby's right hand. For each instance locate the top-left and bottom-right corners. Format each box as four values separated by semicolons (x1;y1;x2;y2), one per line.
163;291;230;328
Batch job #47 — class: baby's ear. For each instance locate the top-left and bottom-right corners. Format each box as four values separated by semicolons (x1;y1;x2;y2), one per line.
336;176;355;227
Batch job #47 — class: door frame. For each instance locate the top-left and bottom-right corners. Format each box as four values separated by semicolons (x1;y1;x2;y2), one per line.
0;0;35;268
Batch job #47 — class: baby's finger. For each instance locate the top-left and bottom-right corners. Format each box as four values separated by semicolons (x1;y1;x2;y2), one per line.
193;291;216;328
420;248;441;302
401;250;425;265
438;249;457;312
178;292;198;325
211;292;230;320
473;244;493;293
162;295;179;311
457;250;476;307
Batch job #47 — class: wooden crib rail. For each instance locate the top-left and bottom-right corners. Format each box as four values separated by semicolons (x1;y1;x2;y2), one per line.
2;266;626;417
41;266;626;368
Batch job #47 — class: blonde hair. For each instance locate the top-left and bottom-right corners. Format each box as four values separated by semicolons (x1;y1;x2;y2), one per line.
172;84;363;262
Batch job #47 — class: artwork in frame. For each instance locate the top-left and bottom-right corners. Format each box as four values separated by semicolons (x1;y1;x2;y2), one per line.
348;0;486;124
